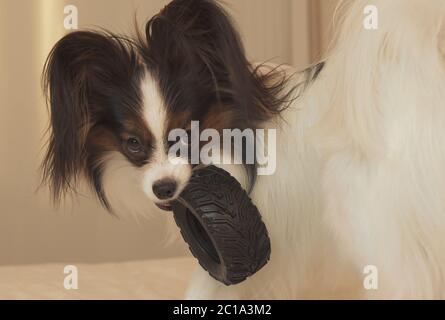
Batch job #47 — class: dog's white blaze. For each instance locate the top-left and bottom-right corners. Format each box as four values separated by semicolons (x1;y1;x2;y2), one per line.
141;74;167;161
140;74;192;202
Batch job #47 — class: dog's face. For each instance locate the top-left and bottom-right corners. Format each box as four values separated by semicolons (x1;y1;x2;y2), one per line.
85;71;195;212
42;0;291;217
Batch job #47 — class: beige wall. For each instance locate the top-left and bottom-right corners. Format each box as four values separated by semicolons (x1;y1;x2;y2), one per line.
0;0;338;265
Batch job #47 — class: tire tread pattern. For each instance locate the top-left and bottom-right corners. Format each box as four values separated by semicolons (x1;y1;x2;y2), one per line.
172;166;271;285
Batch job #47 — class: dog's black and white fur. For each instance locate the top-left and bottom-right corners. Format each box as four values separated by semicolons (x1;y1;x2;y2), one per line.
43;0;445;299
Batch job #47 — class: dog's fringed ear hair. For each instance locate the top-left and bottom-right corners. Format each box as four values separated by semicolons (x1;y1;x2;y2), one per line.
42;31;141;202
145;0;295;127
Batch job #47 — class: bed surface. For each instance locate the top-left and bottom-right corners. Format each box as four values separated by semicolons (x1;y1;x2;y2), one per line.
0;257;196;299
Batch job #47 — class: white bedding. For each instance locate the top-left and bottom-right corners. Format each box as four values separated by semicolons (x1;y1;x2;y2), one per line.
0;257;196;299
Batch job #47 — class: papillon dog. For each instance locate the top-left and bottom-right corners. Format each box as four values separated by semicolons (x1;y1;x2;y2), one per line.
43;0;445;299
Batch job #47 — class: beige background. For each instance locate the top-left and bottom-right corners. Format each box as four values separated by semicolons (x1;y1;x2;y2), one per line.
0;0;339;265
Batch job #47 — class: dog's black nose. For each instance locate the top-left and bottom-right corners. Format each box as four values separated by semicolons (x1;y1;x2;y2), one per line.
152;179;177;200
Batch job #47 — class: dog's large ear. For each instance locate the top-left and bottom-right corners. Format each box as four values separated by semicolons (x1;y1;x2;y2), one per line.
42;31;141;202
145;0;293;127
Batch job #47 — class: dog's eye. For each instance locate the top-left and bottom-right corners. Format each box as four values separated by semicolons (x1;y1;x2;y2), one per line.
126;137;143;153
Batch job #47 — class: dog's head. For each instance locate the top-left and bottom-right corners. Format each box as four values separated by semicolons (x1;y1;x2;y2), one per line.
42;0;291;217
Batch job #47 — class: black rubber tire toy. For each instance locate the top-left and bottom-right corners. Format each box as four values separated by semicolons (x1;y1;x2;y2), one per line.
172;165;271;286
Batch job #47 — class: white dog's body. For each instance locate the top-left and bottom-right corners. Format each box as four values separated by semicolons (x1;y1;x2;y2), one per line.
186;0;445;299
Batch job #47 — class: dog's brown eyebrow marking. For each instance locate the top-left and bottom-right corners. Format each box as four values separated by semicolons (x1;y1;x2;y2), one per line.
122;118;154;142
165;110;192;133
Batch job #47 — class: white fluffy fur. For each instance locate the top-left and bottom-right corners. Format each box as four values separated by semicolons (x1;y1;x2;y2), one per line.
103;0;445;299
186;0;445;299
